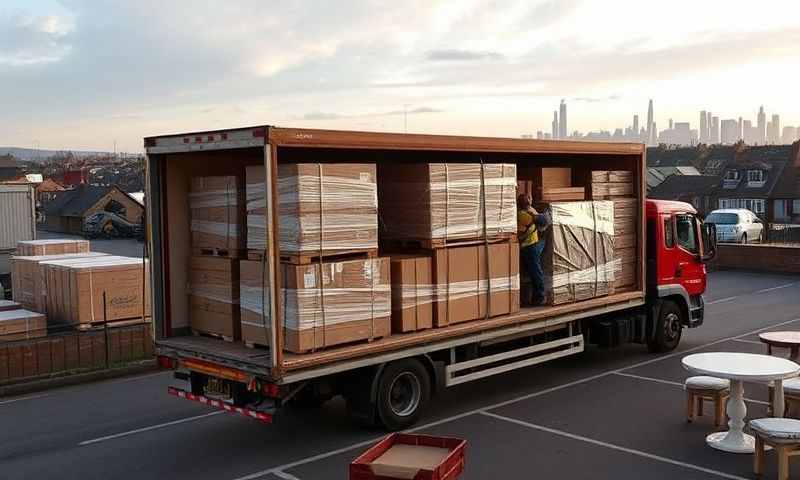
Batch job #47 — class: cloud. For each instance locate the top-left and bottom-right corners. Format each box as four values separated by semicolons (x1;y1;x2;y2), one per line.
302;107;444;121
303;111;343;121
0;13;74;66
426;49;504;61
573;95;620;103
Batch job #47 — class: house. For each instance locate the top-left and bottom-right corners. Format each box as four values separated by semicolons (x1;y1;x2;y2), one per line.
0;155;20;181
42;184;145;235
36;178;66;204
649;175;721;217
769;142;800;223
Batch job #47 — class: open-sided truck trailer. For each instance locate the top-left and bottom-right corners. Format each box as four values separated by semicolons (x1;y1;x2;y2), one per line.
144;127;715;430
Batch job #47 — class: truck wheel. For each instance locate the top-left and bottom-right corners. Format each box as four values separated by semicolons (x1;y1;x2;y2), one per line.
375;359;430;431
648;300;683;353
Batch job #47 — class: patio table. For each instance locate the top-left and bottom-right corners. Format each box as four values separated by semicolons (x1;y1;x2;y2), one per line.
682;352;800;453
759;331;800;361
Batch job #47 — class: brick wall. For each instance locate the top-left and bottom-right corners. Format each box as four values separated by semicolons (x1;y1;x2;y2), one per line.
712;244;800;274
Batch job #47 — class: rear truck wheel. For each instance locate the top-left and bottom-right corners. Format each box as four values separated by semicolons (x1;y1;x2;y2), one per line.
648;300;683;353
740;233;747;244
375;359;431;431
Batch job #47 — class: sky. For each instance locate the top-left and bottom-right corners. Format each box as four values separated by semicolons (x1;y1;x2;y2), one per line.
1;0;800;153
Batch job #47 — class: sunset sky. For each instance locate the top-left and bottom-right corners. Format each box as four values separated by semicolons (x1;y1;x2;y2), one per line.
2;0;799;152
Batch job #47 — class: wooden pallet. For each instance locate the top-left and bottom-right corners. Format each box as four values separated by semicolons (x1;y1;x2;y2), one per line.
277;248;378;265
192;247;245;258
75;318;151;331
191;329;235;342
381;233;515;252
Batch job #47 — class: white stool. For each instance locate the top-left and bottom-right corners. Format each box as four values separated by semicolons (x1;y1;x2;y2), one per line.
751;417;800;479
685;376;730;427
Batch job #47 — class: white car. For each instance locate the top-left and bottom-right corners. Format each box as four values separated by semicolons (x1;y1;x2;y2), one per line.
705;209;764;244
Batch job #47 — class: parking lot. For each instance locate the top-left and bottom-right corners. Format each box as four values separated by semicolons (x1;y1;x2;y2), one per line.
1;270;798;479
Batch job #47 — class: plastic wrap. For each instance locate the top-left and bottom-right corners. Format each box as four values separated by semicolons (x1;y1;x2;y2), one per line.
189;176;241;250
16;239;90;256
188;256;240;339
379;163;517;242
395;275;521;309
11;252;108;312
0;309;47;341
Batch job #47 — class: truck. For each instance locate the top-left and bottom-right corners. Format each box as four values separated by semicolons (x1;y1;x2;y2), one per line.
144;126;716;430
0;183;36;296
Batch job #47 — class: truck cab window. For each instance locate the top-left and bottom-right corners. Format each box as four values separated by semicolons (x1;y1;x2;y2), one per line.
664;217;675;248
676;214;698;254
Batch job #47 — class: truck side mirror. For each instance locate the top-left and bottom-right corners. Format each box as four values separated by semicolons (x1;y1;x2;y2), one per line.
701;222;717;262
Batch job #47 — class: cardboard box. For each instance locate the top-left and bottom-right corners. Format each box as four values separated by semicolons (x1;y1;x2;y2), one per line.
189;256;240;340
42;256;150;327
542;201;615;305
615;233;637;249
248;164;378;256
379;163;516;243
190;175;243;252
239;259;271;346
16;239;90;256
281;257;390;353
0;309;46;341
390;255;433;333
591;170;634;184
519;167;578;201
614;247;637;289
539;187;585;202
589;170;635;199
432;241;520;327
11;252;109;313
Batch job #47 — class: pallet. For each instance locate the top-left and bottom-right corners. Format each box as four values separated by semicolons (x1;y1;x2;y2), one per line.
192;247;245;258
191;329;235;342
75;318;151;331
382;233;515;252
277;248;378;265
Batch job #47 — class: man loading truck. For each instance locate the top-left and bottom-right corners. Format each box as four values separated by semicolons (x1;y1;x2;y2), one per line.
517;193;547;306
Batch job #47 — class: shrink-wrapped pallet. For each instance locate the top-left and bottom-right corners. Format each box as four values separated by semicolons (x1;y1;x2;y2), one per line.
543;201;616;305
0;309;46;341
190;176;242;253
41;256;150;328
11;252;108;313
379;163;516;244
188;257;240;340
246;164;378;256
16;239;90;256
281;257;390;353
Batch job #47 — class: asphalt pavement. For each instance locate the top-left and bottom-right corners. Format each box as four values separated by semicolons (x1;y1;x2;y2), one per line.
1;270;798;479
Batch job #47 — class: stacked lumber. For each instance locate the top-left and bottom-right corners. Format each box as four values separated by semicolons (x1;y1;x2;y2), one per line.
41;256;150;329
11;252;108;313
589;171;638;290
16;239;90;256
542;201;615;305
0;309;46;341
378;163;517;245
189;256;240;341
190;175;244;256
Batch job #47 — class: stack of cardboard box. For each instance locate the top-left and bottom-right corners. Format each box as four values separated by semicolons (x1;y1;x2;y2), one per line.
589;171;638;290
518;167;585;202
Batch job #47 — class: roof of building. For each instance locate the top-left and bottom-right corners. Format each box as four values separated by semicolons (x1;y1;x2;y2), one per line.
719;145;793;197
647;166;700;190
646;147;697;167
37;178;66;193
44;184;115;218
649;174;721;199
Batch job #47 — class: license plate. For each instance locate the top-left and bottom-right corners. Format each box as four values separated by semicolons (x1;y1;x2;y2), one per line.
204;377;232;401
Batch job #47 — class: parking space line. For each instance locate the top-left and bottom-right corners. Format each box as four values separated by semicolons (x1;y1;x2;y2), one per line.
756;283;798;294
707;296;738;305
273;471;302;480
0;393;50;406
233;316;800;480
731;338;762;345
79;411;224;446
612;372;769;406
479;411;749;480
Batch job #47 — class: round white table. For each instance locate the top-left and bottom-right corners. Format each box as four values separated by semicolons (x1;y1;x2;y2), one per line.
682;352;800;453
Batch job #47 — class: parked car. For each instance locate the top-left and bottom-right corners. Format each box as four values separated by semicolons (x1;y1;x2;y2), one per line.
705;209;763;244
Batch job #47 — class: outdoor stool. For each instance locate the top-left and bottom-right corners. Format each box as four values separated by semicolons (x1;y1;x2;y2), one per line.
685;376;730;427
768;378;800;418
751;417;800;480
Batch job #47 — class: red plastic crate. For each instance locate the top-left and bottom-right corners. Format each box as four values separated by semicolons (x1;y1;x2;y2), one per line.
350;433;466;480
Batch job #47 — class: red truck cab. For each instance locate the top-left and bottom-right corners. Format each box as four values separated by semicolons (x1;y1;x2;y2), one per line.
644;199;716;352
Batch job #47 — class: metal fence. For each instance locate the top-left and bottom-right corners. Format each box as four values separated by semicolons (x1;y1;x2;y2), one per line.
766;224;800;245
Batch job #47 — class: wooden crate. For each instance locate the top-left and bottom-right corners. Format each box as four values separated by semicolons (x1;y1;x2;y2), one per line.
350;433;466;480
16;239;90;256
42;256;150;329
0;309;46;341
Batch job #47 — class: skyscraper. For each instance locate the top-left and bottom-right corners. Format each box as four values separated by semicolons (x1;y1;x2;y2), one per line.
757;106;766;144
633;115;639;138
768;114;780;144
721;119;738;144
782;126;797;145
646;99;654;145
743;120;754;144
710;116;720;144
738;117;743;141
669;119;673;130
700;111;708;143
552;111;558;140
559;100;567;140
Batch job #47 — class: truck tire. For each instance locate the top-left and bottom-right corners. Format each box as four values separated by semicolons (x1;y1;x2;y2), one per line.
648;300;683;353
375;359;431;431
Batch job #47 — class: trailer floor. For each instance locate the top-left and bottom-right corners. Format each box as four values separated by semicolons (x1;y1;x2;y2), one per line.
1;270;798;479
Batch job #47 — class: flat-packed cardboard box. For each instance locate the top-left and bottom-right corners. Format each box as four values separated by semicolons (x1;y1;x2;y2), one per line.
539;187;585;202
591;170;634;184
389;255;433;333
589;170;635;199
543;201;615;305
11;252;108;312
239;259;271;346
16;239;90;256
432;241;520;327
0;309;46;341
248;163;378;256
379;163;516;243
190;175;243;252
42;256;150;327
614;247;637;289
518;167;579;201
189;256;240;340
281;257;390;353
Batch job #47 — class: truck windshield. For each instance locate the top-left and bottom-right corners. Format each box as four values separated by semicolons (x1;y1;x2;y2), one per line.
705;213;738;225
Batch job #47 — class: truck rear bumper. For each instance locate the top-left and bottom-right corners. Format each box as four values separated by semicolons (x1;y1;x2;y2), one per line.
168;386;275;423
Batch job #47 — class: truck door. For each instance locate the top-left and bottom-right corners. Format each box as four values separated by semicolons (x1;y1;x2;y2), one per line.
673;213;705;296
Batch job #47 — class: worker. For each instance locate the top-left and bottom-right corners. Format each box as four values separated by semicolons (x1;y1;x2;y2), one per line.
517;193;546;306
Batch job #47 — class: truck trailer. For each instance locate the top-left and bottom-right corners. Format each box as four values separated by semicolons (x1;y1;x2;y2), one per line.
0;183;36;295
144;127;716;430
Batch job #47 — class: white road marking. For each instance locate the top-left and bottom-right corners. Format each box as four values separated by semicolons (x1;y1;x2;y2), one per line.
731;338;763;345
707;296;738;305
612;372;769;406
479;411;749;480
79;411;224;446
0;393;50;406
232;316;800;480
102;370;170;385
756;283;798;294
273;472;302;480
